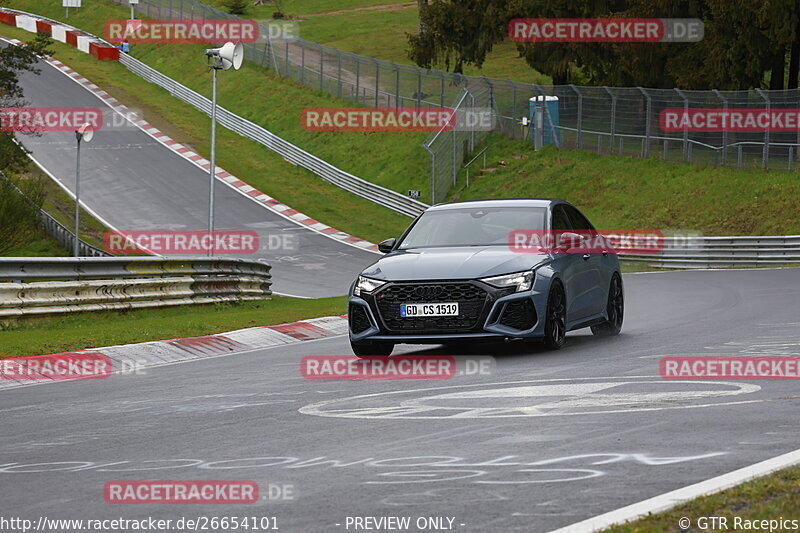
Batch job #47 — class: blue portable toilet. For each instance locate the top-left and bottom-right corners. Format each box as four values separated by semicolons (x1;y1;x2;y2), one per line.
529;95;560;146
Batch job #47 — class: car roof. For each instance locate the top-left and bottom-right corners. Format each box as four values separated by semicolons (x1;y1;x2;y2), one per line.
427;198;568;211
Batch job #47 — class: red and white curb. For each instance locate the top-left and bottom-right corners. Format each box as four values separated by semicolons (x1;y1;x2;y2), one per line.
0;315;349;390
1;13;380;254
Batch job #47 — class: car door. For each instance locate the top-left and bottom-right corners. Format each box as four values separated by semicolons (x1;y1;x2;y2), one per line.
550;204;594;324
564;205;607;317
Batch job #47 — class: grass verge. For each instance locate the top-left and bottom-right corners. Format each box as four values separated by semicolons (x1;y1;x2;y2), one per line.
449;140;800;235
0;295;347;357
602;465;800;532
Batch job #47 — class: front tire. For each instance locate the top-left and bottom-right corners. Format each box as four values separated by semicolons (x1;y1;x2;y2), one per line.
542;281;566;350
592;273;623;337
350;340;394;357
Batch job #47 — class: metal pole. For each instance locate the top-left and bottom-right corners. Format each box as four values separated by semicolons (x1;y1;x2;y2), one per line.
638;87;650;157
713;89;728;166
375;60;380;107
571;85;583;149
73;137;81;257
755;88;770;169
130;2;135;20
604;86;616;154
319;44;324;91
208;67;217;257
675;88;689;161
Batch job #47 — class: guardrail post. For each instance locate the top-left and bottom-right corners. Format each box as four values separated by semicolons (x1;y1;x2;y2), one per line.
675;88;689;161
604;86;616;154
637;87;651;157
571;84;583;149
755;88;770;169
713;89;728;166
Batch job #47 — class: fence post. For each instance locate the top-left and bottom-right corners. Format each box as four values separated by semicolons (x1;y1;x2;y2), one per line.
713;89;728;166
755;88;770;169
337;52;342;99
675;88;689;161
604;86;616;154
319;44;324;91
637;87;651;158
415;67;422;109
571;84;583;149
393;63;401;109
440;74;446;108
423;144;435;204
300;45;305;85
355;55;361;103
374;60;380;107
512;82;519;140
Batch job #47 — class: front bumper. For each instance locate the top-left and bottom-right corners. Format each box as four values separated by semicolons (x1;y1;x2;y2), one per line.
348;279;548;343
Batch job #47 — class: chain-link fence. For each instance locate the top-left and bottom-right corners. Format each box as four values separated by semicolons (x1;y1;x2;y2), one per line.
112;0;800;204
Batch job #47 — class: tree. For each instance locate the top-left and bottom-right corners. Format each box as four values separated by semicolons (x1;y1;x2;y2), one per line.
222;0;248;16
406;0;800;90
0;173;45;255
0;31;54;172
408;0;507;73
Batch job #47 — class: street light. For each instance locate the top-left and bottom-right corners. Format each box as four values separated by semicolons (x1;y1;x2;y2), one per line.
74;123;94;257
203;42;243;256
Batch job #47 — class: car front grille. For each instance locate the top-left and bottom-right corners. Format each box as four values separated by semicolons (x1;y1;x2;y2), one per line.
374;282;489;333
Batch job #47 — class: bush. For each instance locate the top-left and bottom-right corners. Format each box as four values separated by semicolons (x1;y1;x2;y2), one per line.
0;174;45;255
222;0;248;15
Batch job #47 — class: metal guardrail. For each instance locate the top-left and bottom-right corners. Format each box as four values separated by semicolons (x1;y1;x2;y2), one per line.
116;54;428;217
0;7;427;218
618;235;800;269
0;257;272;317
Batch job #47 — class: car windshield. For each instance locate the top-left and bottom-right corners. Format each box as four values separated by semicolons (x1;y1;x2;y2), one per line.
398;206;547;249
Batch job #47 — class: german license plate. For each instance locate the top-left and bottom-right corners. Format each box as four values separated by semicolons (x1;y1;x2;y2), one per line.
400;303;459;317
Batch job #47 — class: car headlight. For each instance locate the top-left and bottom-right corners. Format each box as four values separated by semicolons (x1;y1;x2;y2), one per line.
353;275;386;296
481;270;534;292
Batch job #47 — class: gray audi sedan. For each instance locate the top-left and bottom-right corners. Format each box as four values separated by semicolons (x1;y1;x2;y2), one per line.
348;199;623;355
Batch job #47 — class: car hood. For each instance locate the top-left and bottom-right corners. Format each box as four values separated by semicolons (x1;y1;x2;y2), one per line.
361;246;549;281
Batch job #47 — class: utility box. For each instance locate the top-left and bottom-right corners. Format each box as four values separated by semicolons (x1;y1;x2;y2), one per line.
529;95;560;146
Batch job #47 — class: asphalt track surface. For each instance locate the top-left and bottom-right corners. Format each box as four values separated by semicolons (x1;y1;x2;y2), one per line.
1;268;799;532
7;41;379;298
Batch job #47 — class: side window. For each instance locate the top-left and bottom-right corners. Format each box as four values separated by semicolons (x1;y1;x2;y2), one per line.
551;205;572;230
565;205;595;231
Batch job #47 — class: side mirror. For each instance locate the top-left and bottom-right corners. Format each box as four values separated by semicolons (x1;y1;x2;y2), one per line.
556;232;585;251
378;238;397;254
